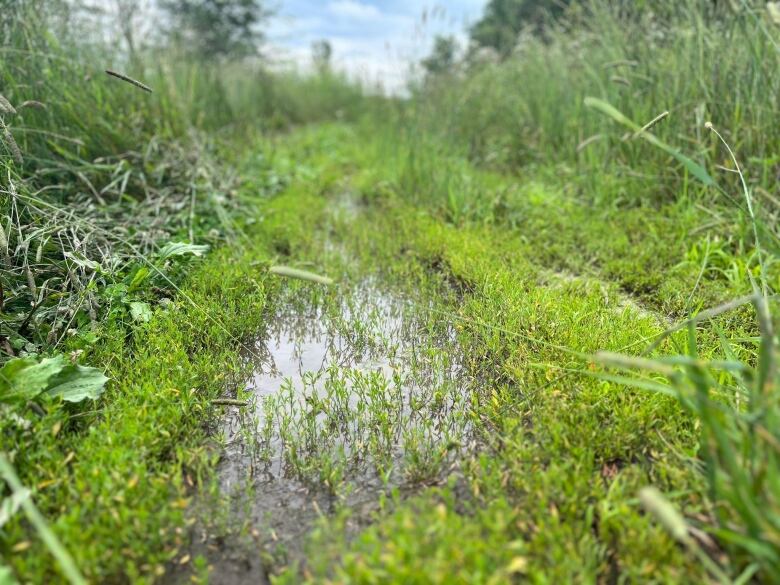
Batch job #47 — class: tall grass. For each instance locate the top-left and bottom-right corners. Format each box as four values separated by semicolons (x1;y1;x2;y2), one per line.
0;1;366;363
395;1;780;211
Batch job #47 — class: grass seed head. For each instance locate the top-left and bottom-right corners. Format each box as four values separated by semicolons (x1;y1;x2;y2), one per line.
639;487;689;544
19;100;46;110
105;70;153;93
0;95;17;115
26;265;37;298
3;126;23;165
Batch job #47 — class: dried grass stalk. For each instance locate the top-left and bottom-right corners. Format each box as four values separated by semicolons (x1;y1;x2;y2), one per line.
105;70;153;93
0;223;9;263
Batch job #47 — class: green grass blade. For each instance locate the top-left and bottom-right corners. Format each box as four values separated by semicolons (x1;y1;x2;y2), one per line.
0;453;86;585
584;97;717;187
269;265;335;286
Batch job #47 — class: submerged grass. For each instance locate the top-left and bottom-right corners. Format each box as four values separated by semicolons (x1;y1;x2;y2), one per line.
179;264;477;580
256;282;470;489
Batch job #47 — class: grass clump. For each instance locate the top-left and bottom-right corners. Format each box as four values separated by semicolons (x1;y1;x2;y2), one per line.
0;1;365;366
411;1;780;205
1;177;328;581
597;293;780;580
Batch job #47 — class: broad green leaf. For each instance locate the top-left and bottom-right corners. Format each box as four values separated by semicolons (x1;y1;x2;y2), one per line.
158;242;209;260
584;97;716;187
0;488;30;528
0;356;66;404
269;265;334;286
43;364;108;403
129;301;153;323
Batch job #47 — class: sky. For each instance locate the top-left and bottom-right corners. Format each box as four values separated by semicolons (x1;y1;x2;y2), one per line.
267;1;489;92
83;0;487;94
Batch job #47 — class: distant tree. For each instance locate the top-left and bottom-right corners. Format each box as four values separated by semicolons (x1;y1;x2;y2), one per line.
114;0;142;59
421;35;458;78
312;39;332;73
161;0;270;59
469;0;572;56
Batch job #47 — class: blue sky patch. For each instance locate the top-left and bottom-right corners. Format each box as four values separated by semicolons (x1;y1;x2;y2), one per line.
269;1;487;92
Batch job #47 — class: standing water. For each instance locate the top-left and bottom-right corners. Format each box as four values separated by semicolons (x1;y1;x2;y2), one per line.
178;280;474;583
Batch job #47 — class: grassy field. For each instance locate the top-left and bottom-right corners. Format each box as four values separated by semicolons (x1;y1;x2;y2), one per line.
2;0;780;583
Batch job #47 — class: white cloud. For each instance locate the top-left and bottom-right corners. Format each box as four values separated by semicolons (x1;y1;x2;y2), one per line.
328;1;382;20
268;1;489;94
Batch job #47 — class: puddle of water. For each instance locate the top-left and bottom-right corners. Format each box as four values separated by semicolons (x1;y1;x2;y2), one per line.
178;281;475;584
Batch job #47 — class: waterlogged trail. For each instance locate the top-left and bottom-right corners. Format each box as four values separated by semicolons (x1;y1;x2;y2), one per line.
4;4;773;575
170;124;755;584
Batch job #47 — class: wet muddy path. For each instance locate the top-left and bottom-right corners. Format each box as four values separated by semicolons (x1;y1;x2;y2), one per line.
176;277;476;583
